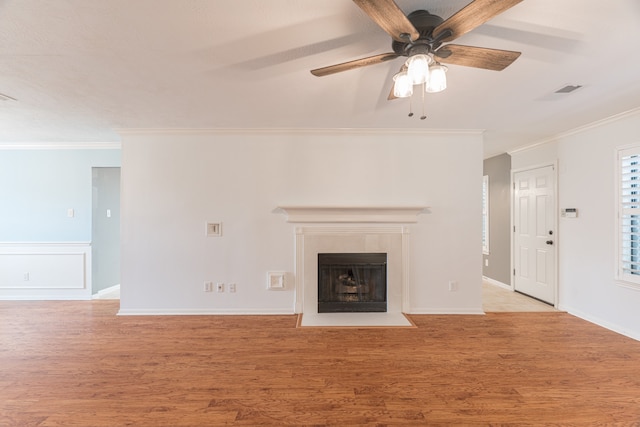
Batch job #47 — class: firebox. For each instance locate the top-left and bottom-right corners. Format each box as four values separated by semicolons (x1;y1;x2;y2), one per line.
317;253;387;313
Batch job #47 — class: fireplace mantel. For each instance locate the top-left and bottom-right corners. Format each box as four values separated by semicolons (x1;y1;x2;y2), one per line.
277;205;427;223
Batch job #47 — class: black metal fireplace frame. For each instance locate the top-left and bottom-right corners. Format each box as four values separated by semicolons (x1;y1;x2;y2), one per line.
317;253;387;313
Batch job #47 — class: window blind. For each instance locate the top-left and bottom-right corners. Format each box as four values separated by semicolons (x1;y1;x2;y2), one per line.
619;147;640;284
482;175;489;254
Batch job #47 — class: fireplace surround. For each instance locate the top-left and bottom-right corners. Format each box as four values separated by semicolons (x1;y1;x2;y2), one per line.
294;226;407;317
278;205;425;325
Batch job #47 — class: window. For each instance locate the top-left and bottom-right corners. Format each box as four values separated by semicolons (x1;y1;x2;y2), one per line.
482;175;489;255
617;145;640;287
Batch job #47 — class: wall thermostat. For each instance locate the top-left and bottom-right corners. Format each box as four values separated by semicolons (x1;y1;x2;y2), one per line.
561;208;578;218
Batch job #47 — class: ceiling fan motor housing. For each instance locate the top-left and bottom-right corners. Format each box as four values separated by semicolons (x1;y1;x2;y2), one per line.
392;10;445;57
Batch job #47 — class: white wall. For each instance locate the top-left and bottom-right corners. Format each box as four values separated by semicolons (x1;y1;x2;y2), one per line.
0;147;120;300
511;109;640;340
119;130;483;315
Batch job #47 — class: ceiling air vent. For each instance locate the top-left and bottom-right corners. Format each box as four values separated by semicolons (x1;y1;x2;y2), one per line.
554;84;583;94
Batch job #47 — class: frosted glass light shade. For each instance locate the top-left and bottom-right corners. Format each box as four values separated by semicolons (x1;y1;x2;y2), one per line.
406;54;431;85
393;71;413;98
426;64;447;93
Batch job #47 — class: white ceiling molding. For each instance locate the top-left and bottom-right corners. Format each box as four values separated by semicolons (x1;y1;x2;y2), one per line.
508;106;640;156
116;128;484;137
0;142;121;150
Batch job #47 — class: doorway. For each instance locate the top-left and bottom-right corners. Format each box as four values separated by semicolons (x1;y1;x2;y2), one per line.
91;167;121;297
512;165;556;305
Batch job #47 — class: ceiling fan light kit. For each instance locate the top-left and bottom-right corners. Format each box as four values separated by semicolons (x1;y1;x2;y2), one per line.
406;53;431;85
310;0;524;120
393;55;448;98
392;70;413;98
426;63;447;93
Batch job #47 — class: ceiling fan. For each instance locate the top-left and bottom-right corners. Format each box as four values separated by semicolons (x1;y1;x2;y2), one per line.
311;0;524;106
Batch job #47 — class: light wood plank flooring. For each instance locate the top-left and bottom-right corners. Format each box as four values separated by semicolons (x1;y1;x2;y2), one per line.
1;300;639;426
482;280;557;312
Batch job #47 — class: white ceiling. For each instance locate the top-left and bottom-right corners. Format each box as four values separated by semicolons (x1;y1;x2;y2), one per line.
1;0;639;156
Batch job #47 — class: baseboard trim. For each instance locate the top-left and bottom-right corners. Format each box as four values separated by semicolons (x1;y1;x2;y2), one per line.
0;294;90;301
117;308;296;316
93;284;120;299
408;308;485;315
483;276;512;290
561;305;640;342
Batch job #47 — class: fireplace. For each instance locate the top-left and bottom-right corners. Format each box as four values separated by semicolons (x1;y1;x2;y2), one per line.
277;206;424;326
318;253;387;313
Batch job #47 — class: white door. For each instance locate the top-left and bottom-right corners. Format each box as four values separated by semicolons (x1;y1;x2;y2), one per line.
513;165;556;305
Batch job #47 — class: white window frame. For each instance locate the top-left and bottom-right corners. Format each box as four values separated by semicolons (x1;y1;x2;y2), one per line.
482;175;490;255
616;144;640;288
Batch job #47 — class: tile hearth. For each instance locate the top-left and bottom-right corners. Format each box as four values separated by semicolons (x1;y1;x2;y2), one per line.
297;312;415;328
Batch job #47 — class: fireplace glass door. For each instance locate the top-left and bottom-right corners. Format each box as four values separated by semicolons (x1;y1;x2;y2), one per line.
317;253;387;313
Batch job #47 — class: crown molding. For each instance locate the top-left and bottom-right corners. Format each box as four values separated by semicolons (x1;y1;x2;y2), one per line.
0;141;121;150
116;127;484;137
508;107;640;155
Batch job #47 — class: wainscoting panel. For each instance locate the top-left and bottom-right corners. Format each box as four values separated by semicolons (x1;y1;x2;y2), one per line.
0;242;91;300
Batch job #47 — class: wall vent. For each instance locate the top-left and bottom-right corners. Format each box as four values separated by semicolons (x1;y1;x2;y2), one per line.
554;84;583;94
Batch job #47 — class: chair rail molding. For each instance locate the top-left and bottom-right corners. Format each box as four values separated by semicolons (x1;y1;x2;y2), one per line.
0;242;92;300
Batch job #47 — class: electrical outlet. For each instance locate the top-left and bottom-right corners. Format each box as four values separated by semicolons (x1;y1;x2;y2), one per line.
485;259;489;267
448;281;458;292
228;283;236;293
204;281;213;292
23;273;30;281
216;283;224;293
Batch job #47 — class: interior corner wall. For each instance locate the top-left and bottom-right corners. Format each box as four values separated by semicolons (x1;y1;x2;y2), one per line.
510;110;640;340
483;153;511;286
119;130;483;315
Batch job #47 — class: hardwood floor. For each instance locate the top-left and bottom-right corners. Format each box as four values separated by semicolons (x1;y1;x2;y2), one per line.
1;301;640;426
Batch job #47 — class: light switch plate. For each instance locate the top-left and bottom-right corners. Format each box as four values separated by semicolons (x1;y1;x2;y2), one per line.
206;222;222;237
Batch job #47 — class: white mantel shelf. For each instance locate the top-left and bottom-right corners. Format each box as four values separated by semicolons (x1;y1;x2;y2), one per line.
277;206;428;223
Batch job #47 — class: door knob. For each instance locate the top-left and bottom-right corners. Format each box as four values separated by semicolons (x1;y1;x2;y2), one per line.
546;240;554;245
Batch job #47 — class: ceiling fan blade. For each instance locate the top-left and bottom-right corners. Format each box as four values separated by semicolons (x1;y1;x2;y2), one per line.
311;52;399;77
433;0;523;43
353;0;419;42
435;44;521;71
